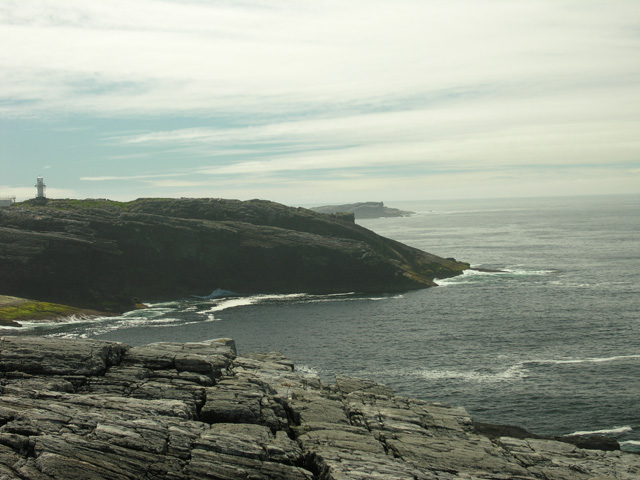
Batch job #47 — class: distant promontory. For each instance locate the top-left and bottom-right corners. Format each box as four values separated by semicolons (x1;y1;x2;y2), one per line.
0;198;467;320
310;201;414;219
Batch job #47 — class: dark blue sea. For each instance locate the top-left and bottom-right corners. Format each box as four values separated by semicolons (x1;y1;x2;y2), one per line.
10;195;640;451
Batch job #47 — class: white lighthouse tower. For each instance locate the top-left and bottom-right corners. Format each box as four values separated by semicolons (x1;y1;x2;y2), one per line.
35;176;46;198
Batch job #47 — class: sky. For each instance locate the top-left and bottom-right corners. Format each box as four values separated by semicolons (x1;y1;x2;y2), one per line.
1;0;639;205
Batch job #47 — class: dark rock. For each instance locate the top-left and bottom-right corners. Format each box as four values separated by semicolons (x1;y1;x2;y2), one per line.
474;421;542;440
0;198;469;313
556;434;621;451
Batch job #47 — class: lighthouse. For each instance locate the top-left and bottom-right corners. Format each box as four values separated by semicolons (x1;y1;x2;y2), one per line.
35;177;46;198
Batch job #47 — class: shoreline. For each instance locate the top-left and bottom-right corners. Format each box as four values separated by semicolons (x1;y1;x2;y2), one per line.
0;295;108;327
0;335;637;479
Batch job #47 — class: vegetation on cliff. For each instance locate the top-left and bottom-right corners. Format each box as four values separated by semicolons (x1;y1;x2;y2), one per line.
0;198;469;315
0;295;104;327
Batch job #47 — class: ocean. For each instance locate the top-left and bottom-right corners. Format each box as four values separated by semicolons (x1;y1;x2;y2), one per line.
10;194;640;452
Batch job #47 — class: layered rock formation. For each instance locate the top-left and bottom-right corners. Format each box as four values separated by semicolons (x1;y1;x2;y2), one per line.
0;336;637;479
0;198;468;313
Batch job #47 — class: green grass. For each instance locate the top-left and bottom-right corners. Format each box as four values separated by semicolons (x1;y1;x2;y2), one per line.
0;301;85;321
18;198;133;211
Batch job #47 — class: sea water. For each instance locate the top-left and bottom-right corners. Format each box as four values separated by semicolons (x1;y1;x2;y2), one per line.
10;195;640;451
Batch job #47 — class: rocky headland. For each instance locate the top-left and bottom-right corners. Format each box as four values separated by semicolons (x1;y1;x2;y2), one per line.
0;198;467;320
0;336;637;480
310;202;414;219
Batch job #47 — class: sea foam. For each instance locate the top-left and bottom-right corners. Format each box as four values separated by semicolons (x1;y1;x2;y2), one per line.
569;426;632;436
526;355;640;366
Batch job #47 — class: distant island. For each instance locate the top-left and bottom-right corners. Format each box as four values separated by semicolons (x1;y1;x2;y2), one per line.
310;201;414;219
0;197;467;324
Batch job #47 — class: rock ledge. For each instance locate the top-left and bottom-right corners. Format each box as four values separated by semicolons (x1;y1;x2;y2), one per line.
0;336;637;479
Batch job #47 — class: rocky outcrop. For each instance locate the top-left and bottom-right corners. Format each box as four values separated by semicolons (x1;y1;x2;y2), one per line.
310;202;414;219
0;336;637;480
0;296;105;327
0;198;468;313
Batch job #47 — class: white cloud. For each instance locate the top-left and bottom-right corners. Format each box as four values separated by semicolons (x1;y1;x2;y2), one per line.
2;0;640;202
2;0;639;117
115;85;640;176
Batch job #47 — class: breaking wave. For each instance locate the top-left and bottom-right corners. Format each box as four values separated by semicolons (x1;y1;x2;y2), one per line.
524;355;640;366
569;426;632;436
436;266;555;286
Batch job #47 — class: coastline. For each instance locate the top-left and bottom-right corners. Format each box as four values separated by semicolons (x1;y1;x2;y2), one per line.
0;295;108;327
0;335;637;479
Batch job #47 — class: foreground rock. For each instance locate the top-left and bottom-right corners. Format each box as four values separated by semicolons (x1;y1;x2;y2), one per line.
0;337;637;479
0;198;468;313
310;202;414;219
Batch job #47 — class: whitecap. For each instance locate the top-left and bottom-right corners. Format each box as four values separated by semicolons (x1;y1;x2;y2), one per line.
198;296;263;314
569;426;632;436
303;293;402;303
413;364;528;383
502;267;556;276
153;317;219;327
435;268;511;286
526;355;640;366
141;301;181;308
15;314;110;330
196;292;365;313
123;307;173;318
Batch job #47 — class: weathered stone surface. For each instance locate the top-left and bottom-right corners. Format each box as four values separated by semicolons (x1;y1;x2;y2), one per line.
0;337;127;376
0;198;469;314
0;335;638;479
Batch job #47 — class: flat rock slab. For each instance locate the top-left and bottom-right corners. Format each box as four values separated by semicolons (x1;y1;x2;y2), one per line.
0;336;638;480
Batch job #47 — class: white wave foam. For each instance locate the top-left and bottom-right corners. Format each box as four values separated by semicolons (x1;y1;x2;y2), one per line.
123;308;173;318
141;301;181;308
366;294;405;301
200;297;260;313
295;365;320;378
569;426;632;436
303;293;403;303
620;440;640;446
15;314;110;330
197;292;366;313
200;293;308;313
505;269;555;276
548;280;632;289
414;364;527;383
526;355;640;366
153;317;219;327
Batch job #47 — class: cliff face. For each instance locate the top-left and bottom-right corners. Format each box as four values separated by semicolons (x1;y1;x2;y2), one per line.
0;336;637;480
0;198;468;312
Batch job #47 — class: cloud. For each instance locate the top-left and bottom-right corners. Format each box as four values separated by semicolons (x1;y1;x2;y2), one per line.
2;0;639;118
115;86;640;177
2;1;640;202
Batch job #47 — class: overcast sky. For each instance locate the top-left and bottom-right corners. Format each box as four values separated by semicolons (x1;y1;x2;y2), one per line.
1;0;639;205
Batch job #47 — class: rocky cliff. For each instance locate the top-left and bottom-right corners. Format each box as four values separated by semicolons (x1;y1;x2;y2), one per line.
0;336;637;480
0;198;468;313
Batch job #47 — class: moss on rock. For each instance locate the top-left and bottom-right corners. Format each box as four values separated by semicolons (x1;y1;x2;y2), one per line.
0;295;103;326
